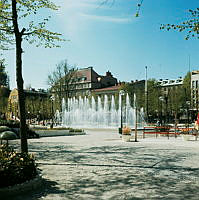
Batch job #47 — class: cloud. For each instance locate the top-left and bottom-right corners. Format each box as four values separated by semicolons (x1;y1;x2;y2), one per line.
59;0;99;10
54;0;134;38
80;13;132;23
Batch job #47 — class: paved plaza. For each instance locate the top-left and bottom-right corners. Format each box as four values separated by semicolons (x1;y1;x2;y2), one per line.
9;129;199;199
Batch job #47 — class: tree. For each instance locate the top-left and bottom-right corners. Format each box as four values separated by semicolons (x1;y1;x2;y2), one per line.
0;59;9;87
135;0;144;18
134;1;199;40
168;85;184;124
182;72;191;101
0;86;10;117
48;60;76;111
0;0;64;153
121;79;159;120
121;81;145;109
160;8;199;40
147;79;160;122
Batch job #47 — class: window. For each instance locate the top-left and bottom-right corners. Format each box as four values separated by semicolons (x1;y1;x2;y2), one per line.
192;81;195;88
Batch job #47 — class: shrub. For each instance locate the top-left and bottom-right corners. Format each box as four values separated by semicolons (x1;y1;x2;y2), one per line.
155;125;171;132
122;127;131;135
0;126;10;133
0;145;37;188
69;128;83;132
0;120;20;128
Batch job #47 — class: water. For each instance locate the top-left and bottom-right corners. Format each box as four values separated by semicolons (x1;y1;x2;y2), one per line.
54;94;145;128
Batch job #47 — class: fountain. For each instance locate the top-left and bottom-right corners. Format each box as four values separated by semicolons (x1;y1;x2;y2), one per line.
54;93;145;129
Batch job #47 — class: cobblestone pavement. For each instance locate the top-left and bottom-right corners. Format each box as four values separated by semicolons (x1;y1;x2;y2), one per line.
8;130;199;199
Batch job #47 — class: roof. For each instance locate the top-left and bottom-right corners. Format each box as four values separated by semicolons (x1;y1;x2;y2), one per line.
158;78;183;87
92;85;121;92
192;70;199;75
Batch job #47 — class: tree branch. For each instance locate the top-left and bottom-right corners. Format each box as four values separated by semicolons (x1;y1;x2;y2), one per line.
0;15;12;21
0;28;14;33
20;28;26;35
22;30;35;36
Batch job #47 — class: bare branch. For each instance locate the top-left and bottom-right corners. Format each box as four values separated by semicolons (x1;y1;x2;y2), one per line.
0;28;14;33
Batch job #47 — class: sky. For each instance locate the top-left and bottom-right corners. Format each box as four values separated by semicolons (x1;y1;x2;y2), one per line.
1;0;199;90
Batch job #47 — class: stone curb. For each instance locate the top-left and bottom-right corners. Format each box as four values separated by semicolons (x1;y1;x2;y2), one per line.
0;171;43;197
36;130;86;137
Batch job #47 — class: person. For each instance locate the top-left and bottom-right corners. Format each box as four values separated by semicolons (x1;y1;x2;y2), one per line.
194;120;199;131
194;112;199;130
157;120;161;126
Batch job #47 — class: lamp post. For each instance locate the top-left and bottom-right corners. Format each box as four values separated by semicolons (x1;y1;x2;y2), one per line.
134;93;138;142
159;96;164;126
28;111;30;124
50;95;55;129
145;66;148;123
119;90;125;134
186;101;190;132
165;95;168;124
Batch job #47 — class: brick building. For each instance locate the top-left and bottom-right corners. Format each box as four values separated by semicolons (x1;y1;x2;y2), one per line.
69;67;118;97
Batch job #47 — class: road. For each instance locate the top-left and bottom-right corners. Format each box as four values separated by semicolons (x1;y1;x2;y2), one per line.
9;129;199;200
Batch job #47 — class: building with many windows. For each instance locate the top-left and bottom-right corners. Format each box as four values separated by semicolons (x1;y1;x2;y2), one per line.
69;67;118;97
7;88;49;120
191;70;199;110
157;77;183;94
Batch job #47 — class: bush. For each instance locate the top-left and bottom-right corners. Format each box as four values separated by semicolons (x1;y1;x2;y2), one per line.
155;125;172;132
47;127;83;132
0;126;10;133
69;128;83;132
0;120;20;128
122;127;131;135
0;145;37;188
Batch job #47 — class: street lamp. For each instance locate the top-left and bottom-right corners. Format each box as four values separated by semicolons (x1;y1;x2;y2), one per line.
50;95;55;129
159;96;164;126
186;101;190;132
134;93;138;142
28;111;30;124
119;90;125;134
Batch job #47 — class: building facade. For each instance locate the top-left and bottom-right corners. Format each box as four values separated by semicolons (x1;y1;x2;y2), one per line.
69;67;118;97
157;77;183;94
91;85;121;96
7;88;49;120
191;70;199;110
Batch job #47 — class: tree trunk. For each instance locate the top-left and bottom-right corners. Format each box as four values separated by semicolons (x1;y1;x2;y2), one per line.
12;0;28;153
16;38;28;153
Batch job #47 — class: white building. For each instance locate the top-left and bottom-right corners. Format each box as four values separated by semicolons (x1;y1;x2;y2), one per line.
157;77;183;95
191;70;199;110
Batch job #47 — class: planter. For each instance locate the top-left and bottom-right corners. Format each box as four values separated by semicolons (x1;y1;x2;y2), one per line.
122;134;131;142
181;134;198;141
0;170;42;198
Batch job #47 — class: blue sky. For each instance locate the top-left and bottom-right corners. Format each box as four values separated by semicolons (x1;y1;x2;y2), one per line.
2;0;199;89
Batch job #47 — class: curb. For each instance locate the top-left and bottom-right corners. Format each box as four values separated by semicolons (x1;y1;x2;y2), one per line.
0;171;43;197
36;131;86;137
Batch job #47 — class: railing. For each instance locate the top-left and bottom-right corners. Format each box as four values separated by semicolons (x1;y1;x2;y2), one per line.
143;126;197;139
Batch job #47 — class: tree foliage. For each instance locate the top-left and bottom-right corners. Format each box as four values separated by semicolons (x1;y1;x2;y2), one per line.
135;0;144;18
160;8;199;40
0;86;10;116
0;0;64;49
48;60;77;110
0;59;9;87
183;71;191;98
134;1;199;40
0;0;64;153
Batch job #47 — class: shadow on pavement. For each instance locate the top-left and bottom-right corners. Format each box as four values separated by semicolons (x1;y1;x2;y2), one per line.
4;178;65;200
9;140;199;199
